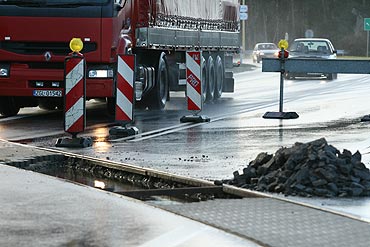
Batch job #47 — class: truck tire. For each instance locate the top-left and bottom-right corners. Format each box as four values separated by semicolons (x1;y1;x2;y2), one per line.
206;56;215;102
201;56;207;103
214;55;224;99
327;73;337;80
0;96;20;117
106;97;115;116
39;99;60;111
150;53;169;110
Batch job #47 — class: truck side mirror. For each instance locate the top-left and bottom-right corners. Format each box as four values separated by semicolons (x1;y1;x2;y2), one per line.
114;0;125;10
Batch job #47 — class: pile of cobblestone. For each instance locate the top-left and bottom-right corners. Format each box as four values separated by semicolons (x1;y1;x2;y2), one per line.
220;138;370;197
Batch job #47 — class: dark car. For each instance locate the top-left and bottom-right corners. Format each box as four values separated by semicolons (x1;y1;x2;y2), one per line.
285;38;337;80
252;43;279;63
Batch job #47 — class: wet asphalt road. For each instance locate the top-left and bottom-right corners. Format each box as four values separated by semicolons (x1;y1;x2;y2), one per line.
1;59;370;220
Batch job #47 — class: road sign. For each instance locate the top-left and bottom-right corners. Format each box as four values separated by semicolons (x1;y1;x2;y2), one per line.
64;55;85;134
115;54;135;124
240;4;248;20
180;51;210;123
240;5;248;13
364;18;370;31
305;29;314;38
240;13;248;21
185;51;202;111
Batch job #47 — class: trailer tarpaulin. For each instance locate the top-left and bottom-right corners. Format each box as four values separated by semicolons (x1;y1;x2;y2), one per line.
145;0;239;31
155;0;239;21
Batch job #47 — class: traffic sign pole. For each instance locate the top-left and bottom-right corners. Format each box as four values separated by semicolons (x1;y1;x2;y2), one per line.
263;40;299;120
364;18;370;57
367;31;369;57
240;2;248;62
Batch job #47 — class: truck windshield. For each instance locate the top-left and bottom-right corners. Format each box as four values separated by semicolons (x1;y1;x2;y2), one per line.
0;0;109;5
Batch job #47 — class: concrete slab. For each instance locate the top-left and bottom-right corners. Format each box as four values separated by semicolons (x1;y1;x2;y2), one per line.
0;140;260;247
3;140;370;247
159;198;370;247
0;165;261;247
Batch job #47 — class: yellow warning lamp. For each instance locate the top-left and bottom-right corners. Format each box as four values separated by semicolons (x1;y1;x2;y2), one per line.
278;39;289;50
69;38;83;53
278;39;289;58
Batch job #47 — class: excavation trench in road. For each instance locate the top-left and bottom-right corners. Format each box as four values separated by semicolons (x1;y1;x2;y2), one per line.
4;152;247;203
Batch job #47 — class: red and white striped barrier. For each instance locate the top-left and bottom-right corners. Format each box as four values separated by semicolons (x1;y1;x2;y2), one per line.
64;54;86;134
109;54;139;137
186;51;202;111
115;54;135;123
56;53;92;148
180;51;210;123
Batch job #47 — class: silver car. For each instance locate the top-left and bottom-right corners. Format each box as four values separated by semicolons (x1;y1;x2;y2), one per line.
252;43;279;63
285;38;337;80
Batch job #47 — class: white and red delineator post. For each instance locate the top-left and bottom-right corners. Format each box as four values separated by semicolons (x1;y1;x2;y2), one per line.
56;52;92;147
180;51;210;123
109;54;138;137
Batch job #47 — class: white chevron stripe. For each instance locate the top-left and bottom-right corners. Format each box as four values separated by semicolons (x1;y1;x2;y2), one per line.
117;88;132;120
118;56;134;87
65;59;84;95
186;53;201;80
65;97;84;131
187;82;201;109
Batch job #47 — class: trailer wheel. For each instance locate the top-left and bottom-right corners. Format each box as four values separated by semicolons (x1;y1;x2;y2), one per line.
0;96;20;117
327;73;337;80
206;56;215;102
150;53;169;110
214;55;224;99
201;56;207;103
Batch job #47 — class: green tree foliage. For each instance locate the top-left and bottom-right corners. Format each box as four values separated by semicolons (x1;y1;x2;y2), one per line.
243;0;370;55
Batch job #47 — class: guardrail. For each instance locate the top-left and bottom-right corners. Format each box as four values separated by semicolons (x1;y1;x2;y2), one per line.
262;56;370;120
262;58;370;74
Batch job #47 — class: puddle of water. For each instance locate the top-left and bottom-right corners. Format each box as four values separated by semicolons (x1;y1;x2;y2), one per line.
30;162;138;192
17;159;226;204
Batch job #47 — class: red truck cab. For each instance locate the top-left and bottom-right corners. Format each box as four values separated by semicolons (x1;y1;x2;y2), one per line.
0;0;128;116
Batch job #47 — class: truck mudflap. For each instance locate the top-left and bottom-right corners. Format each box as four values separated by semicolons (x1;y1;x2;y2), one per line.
223;71;234;93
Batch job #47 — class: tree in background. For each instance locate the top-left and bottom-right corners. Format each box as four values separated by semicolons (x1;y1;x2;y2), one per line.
244;0;370;55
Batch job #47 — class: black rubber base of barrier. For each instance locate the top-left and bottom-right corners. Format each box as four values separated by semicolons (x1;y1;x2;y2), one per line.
361;115;370;122
109;126;139;137
180;115;211;123
263;111;299;119
55;137;93;148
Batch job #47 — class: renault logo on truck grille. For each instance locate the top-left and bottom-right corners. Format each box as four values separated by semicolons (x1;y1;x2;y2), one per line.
44;51;52;61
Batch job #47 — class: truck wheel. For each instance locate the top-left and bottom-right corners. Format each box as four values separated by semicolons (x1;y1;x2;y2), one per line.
284;72;291;80
150;54;169;110
39;99;59;111
106;97;115;116
201;56;207;103
0;97;20;117
214;55;224;99
206;56;215;102
327;73;337;80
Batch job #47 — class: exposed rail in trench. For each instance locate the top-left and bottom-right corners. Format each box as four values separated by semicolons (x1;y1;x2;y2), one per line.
2;139;266;202
2;139;369;223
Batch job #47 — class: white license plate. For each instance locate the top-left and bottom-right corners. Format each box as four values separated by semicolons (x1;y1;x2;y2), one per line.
33;90;63;97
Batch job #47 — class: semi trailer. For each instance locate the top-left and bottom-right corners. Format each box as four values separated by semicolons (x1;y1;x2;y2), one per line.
0;0;240;117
